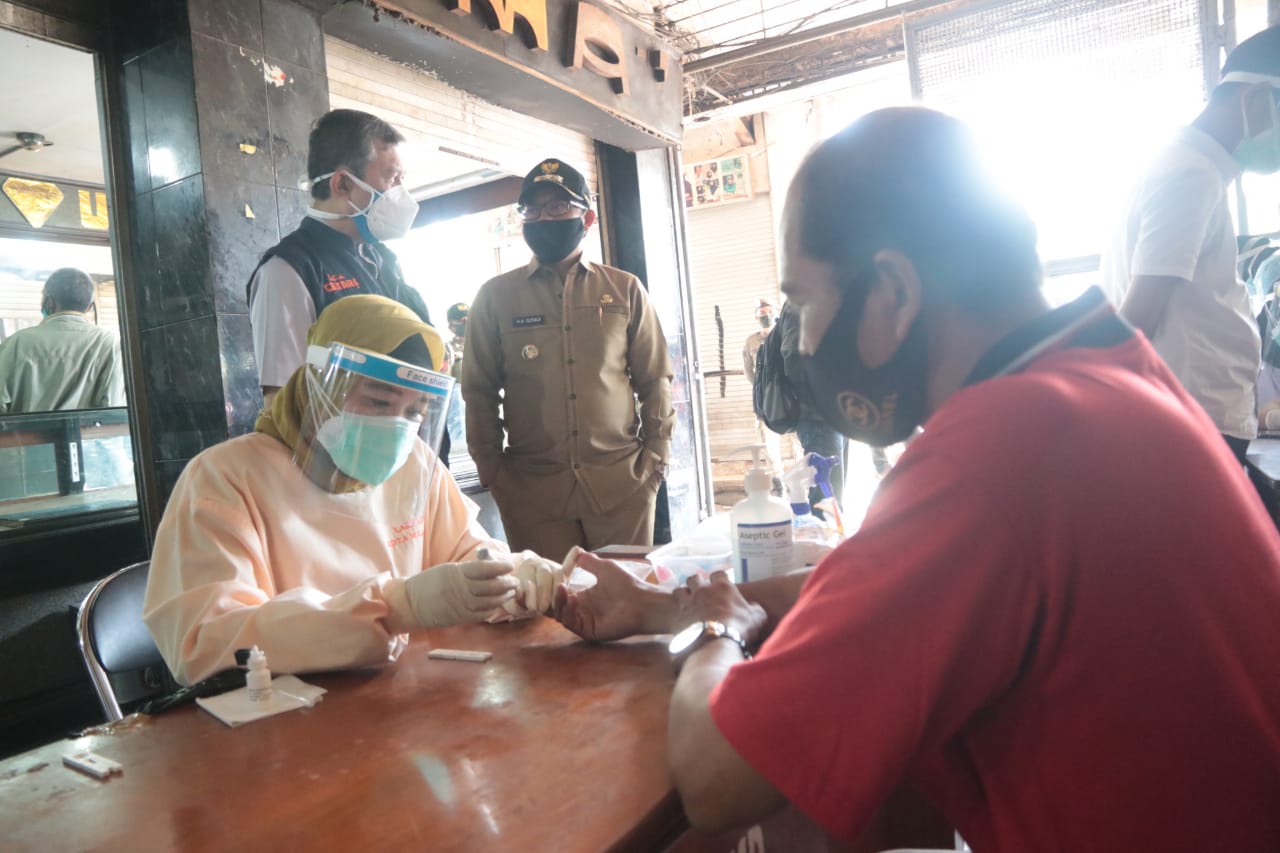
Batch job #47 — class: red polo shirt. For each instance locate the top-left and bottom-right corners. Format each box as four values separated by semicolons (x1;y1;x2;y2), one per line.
711;292;1280;851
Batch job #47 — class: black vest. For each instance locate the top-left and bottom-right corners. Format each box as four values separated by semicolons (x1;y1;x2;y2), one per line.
249;217;433;329
250;217;452;465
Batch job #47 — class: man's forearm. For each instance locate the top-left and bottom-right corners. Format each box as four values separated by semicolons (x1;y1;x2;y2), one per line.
669;643;786;830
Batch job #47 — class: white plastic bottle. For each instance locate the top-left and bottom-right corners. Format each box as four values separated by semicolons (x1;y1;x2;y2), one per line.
729;445;794;582
245;646;273;702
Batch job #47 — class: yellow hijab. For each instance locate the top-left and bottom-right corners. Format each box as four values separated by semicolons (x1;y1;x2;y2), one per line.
255;295;446;448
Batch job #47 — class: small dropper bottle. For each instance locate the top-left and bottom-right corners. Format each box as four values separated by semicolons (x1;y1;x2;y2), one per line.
245;646;273;702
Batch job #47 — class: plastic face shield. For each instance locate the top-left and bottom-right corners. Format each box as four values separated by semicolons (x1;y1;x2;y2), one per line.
296;344;454;509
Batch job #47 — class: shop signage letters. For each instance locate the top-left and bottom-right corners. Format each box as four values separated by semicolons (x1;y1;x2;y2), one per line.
442;0;669;95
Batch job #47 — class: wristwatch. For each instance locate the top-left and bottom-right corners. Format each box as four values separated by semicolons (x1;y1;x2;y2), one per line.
668;620;751;672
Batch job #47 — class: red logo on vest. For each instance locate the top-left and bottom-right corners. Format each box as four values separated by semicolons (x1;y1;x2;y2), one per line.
323;274;361;293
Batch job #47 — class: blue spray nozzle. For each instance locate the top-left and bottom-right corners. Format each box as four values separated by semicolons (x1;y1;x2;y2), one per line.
806;453;841;499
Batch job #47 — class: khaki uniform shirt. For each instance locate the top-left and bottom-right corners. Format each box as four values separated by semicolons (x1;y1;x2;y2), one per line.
0;313;125;413
463;258;673;513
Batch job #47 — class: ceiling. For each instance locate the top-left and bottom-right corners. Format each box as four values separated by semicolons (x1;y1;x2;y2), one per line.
0;0;937;187
0;28;103;185
604;0;956;116
623;0;907;60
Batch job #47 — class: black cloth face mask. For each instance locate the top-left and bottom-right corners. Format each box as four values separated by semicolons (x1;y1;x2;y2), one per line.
801;275;929;447
524;218;586;264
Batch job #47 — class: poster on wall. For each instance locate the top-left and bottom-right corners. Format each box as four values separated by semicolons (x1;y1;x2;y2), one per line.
683;155;751;209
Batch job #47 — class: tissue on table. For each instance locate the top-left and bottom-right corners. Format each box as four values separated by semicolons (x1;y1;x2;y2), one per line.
196;675;326;727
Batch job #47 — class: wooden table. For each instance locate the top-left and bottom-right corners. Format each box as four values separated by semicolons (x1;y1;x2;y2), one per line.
0;617;953;853
0;619;687;852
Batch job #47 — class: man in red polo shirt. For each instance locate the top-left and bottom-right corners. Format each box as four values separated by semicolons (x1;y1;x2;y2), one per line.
554;107;1280;852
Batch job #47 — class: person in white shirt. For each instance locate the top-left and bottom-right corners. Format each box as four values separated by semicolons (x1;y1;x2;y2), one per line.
1101;25;1280;463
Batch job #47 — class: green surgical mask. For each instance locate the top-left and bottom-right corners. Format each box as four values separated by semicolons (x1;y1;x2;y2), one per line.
316;412;420;485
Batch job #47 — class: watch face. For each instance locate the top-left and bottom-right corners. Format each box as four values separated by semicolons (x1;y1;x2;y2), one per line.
668;622;706;656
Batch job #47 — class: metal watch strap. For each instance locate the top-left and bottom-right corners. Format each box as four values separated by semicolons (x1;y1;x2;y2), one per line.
673;620;751;672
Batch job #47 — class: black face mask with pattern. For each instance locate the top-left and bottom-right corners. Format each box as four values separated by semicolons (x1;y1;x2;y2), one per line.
801;275;929;447
523;218;585;263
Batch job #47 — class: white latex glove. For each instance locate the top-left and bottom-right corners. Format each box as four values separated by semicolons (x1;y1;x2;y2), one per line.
497;549;574;616
405;558;518;628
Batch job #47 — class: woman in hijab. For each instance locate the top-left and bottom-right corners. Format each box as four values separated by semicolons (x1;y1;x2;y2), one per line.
144;296;522;685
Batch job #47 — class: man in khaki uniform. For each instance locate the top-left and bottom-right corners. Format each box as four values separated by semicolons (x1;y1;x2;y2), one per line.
463;158;673;558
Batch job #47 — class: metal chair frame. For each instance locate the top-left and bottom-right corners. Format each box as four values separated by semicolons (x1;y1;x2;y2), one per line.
76;561;156;722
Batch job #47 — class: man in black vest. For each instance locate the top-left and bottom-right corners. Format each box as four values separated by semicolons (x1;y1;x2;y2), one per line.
248;109;430;404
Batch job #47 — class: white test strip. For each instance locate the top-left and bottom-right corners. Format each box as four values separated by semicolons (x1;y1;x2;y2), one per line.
62;751;122;780
428;648;493;663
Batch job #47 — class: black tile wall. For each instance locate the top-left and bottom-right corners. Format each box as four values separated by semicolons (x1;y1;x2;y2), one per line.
140;315;229;461
192;33;274;186
138;37;201;191
127;190;162;330
275;186;310;236
121;58;151;198
218;313;265;436
266;61;327;191
152;459;193;507
112;0;191;62
188;0;264;51
204;178;281;314
262;0;325;73
147;174;213;327
110;0;329;511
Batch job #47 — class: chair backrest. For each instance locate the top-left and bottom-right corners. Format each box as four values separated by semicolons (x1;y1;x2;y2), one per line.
77;561;170;721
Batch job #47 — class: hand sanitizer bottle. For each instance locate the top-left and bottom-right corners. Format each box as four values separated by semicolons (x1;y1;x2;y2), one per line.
729;444;794;582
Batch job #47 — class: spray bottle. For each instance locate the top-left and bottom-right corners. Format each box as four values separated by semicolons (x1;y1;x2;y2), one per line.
807;452;845;537
783;459;822;530
728;444;793;582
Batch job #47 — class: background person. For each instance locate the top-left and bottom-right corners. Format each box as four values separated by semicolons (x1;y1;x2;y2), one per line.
462;158;674;558
145;296;525;686
444;301;469;453
557;107;1280;852
1101;25;1280;463
446;301;469;380
0;267;124;413
741;298;784;477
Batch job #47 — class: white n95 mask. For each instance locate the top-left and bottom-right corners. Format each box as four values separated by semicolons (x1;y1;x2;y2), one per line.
308;170;419;242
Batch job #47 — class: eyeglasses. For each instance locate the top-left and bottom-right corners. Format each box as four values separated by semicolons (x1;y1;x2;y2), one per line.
518;199;588;221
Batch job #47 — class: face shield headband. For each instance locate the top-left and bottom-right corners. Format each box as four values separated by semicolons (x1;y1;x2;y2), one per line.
296;343;454;504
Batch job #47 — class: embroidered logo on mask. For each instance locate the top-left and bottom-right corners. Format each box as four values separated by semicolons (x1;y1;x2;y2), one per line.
837;390;894;431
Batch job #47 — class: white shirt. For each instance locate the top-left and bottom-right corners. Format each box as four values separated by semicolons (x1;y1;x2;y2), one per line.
248;257;316;388
1101;126;1260;439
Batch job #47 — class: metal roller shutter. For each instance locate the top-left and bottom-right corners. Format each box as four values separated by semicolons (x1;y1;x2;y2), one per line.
686;194;789;485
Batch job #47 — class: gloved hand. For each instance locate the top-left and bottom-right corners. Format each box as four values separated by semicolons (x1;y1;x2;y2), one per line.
503;551;564;615
405;558;518;628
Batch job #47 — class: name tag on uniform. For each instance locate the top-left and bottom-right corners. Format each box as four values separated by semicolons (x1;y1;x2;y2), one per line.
513;315;546;328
